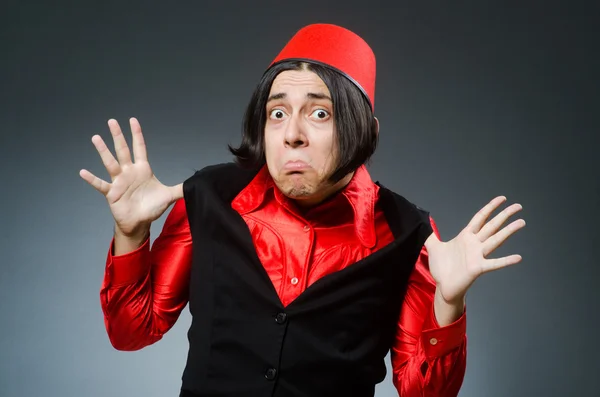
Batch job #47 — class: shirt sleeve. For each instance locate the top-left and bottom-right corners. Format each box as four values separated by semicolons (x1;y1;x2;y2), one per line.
99;198;193;351
390;215;467;396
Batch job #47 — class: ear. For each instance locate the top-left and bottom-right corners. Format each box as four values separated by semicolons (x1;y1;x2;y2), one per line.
374;116;380;136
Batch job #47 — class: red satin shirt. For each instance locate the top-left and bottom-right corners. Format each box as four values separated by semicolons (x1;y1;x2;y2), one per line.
100;165;467;396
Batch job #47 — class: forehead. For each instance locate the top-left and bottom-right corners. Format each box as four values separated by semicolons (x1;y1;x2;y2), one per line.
269;69;330;95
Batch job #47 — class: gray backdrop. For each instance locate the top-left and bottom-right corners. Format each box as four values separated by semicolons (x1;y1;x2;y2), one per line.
1;1;598;396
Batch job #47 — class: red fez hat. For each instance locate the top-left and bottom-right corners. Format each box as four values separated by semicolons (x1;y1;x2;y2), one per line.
269;23;376;111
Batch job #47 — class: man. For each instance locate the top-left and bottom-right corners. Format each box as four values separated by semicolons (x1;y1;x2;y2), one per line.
80;24;525;397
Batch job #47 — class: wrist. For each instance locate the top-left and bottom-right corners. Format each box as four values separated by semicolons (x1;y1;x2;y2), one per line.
114;223;150;240
113;225;150;256
433;288;466;327
436;287;466;307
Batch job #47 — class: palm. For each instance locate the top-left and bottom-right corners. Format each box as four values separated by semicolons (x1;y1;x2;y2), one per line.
108;163;173;234
80;118;181;236
425;196;526;303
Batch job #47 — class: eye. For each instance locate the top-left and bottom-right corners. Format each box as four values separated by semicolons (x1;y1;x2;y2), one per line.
311;109;330;120
269;109;287;119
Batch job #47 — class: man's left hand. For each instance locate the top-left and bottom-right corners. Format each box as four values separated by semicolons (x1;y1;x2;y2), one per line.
425;196;526;306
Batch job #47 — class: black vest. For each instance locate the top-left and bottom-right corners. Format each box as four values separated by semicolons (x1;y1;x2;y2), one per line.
179;162;433;397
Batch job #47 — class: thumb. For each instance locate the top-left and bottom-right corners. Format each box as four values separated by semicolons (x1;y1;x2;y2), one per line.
169;183;184;202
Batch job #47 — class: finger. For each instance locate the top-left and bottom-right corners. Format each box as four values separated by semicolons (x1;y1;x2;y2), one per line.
481;254;522;273
91;134;121;179
79;168;111;195
466;196;507;233
107;119;133;165
482;218;526;257
129;117;148;163
478;203;523;241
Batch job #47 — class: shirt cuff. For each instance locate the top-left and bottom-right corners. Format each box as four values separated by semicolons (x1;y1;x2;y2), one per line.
420;302;467;359
105;235;151;286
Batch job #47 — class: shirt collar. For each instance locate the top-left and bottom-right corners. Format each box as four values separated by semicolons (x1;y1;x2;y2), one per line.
231;164;377;248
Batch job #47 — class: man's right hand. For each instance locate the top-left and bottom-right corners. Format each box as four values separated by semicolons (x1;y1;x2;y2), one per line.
80;118;183;253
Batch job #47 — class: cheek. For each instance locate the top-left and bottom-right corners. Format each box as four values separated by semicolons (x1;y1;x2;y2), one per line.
263;131;282;166
315;134;336;161
263;129;275;155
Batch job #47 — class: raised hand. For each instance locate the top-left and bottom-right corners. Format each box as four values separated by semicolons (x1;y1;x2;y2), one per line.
425;196;526;305
80;118;183;241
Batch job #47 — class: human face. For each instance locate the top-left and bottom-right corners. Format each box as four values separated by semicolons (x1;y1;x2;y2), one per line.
264;69;352;207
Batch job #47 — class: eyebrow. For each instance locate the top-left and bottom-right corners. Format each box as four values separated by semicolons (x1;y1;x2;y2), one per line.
267;92;332;102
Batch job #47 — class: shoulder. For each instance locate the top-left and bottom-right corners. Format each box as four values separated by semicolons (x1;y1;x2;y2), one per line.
183;161;262;202
376;182;430;218
375;182;437;238
185;162;242;182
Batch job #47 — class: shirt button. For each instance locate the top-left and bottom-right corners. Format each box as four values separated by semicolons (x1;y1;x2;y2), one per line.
291;277;299;285
303;225;310;232
275;312;287;324
429;338;438;345
265;368;277;380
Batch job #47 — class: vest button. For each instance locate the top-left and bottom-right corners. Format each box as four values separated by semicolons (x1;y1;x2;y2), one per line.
265;367;277;380
275;312;287;324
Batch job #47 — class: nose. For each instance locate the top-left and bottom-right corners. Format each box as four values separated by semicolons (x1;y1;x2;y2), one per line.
284;114;307;148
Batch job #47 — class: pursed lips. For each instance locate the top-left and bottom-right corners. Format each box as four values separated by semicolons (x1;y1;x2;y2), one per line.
283;160;311;173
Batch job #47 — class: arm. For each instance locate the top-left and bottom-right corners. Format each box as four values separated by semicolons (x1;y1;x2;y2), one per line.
391;216;467;397
99;198;192;351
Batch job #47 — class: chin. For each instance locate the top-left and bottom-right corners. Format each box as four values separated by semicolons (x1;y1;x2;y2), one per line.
283;183;314;199
278;174;316;197
286;188;314;199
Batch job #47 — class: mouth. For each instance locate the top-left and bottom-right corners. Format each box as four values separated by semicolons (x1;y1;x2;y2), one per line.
283;160;310;173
